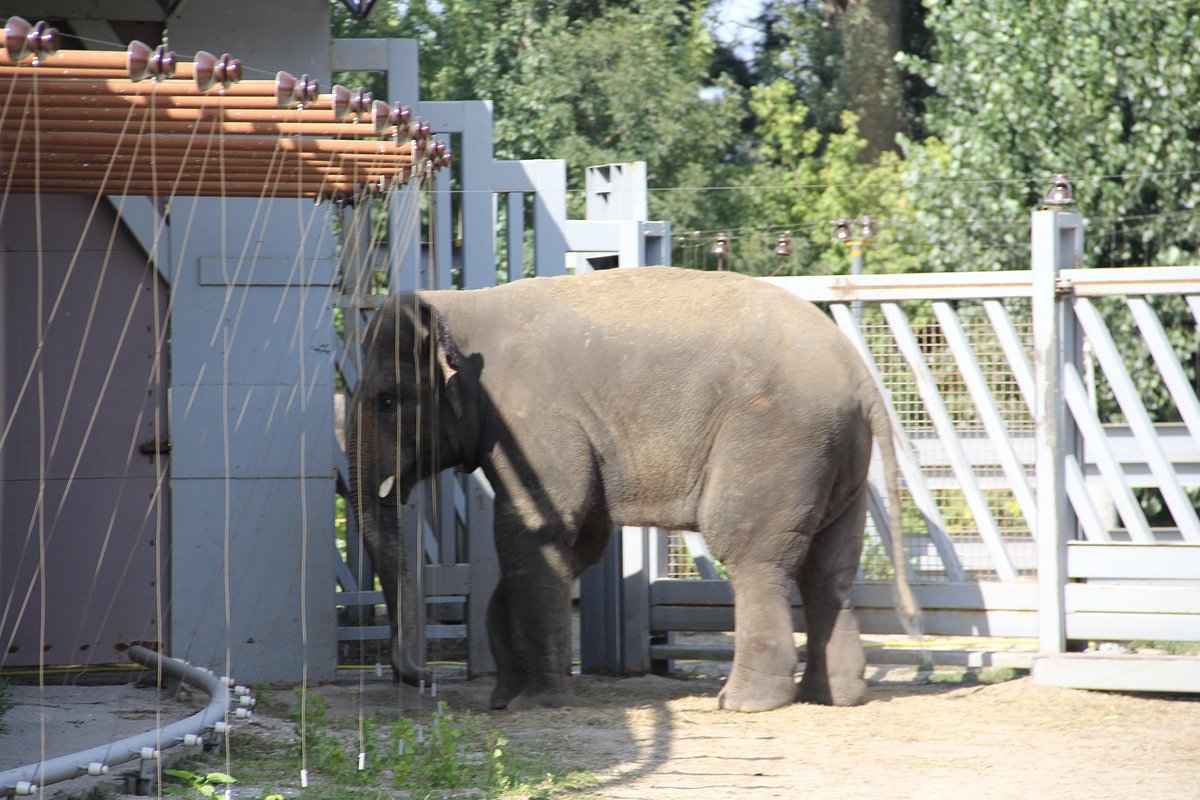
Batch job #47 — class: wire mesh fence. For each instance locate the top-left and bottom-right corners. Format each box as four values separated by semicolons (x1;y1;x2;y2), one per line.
666;299;1038;582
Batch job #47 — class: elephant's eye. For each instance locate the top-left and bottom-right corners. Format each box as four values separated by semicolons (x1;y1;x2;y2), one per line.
375;393;397;414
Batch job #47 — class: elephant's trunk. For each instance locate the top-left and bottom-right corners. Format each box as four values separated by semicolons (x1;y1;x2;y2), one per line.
362;500;427;685
347;421;428;685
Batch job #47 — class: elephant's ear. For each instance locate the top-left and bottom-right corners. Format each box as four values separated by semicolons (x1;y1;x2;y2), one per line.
417;301;466;420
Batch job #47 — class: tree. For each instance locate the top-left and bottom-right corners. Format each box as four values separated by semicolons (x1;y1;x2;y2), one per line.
334;0;746;236
678;77;917;276
900;1;1200;271
749;0;930;156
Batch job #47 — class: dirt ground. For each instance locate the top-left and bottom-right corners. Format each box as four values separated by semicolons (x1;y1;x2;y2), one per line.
308;665;1200;800
6;663;1200;799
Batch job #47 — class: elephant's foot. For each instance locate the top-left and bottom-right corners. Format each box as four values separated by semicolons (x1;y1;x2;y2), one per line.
489;678;523;710
717;666;797;713
797;669;867;706
505;687;574;711
798;616;868;706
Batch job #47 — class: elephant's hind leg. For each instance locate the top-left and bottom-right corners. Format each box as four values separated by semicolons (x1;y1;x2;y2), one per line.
797;492;869;706
718;559;800;712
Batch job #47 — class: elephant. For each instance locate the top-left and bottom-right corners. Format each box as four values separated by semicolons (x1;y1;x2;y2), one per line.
348;266;921;712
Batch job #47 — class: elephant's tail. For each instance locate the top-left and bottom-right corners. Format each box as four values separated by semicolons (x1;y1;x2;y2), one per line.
869;393;925;640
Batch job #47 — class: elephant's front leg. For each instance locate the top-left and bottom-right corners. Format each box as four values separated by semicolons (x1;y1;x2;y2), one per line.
491;522;575;710
486;581;525;709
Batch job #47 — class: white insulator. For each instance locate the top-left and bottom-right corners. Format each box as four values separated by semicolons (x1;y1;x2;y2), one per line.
300;769;309;789
212;721;230;734
182;734;205;747
221;676;235;687
237;695;256;707
233;684;250;696
15;781;38;795
375;663;383;678
85;762;109;776
234;707;252;719
139;747;160;760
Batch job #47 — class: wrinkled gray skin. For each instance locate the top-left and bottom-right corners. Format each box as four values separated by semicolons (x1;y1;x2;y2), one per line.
349;267;920;712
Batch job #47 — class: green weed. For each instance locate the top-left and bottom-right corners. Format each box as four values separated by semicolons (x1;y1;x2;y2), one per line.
1130;640;1200;656
925;666;1028;685
169;689;595;799
162;769;236;798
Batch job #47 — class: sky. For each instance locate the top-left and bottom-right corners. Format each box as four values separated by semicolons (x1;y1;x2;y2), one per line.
711;0;765;60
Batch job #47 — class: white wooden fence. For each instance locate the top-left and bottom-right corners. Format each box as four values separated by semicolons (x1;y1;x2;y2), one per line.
580;207;1200;694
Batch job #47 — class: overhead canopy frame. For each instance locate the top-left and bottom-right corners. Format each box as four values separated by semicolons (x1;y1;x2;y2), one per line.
1;16;450;199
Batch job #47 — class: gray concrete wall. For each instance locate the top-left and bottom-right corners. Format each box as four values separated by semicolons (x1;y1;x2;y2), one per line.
164;0;338;682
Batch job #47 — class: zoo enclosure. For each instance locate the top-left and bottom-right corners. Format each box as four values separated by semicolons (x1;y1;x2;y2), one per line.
379;203;1200;694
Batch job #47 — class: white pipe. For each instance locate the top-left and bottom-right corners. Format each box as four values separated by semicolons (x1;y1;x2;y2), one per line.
0;647;235;797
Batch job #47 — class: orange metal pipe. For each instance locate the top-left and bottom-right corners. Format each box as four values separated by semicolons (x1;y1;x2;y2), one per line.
1;177;378;195
0;159;376;181
1;130;411;155
8;92;327;111
2;76;279;95
0;115;392;138
0;48;200;78
0;149;409;171
6;104;375;127
2;159;398;180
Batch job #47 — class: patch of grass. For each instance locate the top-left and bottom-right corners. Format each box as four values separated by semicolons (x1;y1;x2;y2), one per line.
924;666;1029;685
977;667;1028;684
177;690;597;799
1130;640;1200;656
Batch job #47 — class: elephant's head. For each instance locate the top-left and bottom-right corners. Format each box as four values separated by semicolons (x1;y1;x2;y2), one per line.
347;294;476;683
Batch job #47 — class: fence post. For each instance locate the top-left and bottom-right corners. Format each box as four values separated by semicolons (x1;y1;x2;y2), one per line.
466;470;498;677
1031;185;1083;654
579;534;624;673
579;526;663;674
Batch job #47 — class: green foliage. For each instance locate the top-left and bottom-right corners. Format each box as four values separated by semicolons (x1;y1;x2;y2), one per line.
158;684;597;800
291;688;357;779
899;1;1200;271
1129;641;1200;655
923;666;1029;685
162;769;237;798
334;0;746;252
389;701;506;791
731;79;918;276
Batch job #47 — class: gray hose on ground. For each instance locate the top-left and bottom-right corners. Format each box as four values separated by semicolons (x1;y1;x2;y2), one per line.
0;647;242;797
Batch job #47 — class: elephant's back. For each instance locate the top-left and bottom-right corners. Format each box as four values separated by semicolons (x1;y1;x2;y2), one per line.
424;268;865;392
432;267;833;343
